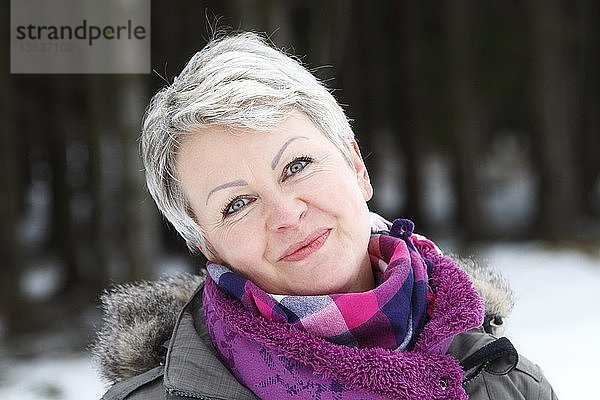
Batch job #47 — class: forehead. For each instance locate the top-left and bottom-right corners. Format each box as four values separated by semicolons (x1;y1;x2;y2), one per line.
175;112;336;191
178;112;329;166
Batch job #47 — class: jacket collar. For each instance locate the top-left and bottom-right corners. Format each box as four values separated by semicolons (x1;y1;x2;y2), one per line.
163;285;517;399
163;283;257;400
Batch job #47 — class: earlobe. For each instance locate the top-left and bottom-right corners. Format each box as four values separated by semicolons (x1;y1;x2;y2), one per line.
349;141;373;201
197;245;212;261
198;242;221;263
361;176;374;202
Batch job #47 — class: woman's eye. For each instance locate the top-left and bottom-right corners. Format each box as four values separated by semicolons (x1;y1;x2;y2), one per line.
283;157;312;179
223;197;253;217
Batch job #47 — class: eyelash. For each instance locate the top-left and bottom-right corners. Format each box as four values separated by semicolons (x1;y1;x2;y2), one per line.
221;155;314;219
221;195;254;218
281;155;313;181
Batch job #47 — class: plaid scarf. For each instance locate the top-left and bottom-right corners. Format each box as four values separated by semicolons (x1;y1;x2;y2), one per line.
206;218;434;351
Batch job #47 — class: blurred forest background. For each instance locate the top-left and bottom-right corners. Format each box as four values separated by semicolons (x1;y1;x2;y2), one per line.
1;0;599;360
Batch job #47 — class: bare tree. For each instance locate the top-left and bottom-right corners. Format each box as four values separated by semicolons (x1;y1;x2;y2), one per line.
530;0;582;239
85;75;110;290
577;0;600;219
48;76;80;292
115;75;161;281
444;0;486;239
387;0;427;226
336;1;400;217
0;22;24;335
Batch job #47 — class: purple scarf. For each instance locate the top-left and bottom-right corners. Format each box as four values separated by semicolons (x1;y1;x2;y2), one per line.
203;219;484;399
206;219;431;351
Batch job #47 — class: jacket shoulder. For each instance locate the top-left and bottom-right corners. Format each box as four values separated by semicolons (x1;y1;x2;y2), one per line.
450;328;558;400
100;366;166;400
464;354;558;400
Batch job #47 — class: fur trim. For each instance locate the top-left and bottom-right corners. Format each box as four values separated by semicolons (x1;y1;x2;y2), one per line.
91;273;202;383
412;246;484;354
453;255;515;336
91;258;513;383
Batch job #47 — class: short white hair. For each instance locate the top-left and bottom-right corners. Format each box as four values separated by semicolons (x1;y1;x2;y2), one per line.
141;32;355;257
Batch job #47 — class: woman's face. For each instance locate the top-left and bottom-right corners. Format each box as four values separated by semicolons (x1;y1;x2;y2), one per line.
177;111;374;295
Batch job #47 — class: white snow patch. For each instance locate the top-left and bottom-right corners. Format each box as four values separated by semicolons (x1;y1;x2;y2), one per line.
478;243;600;399
0;355;106;400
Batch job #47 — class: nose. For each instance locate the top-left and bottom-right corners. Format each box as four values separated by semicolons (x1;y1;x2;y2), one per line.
265;191;308;232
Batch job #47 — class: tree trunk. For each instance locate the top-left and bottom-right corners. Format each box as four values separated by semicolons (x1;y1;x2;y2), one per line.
49;76;80;291
304;0;353;69
345;1;400;218
530;0;582;239
0;21;24;334
388;0;427;226
577;0;600;218
85;75;109;290
444;0;486;239
117;75;160;281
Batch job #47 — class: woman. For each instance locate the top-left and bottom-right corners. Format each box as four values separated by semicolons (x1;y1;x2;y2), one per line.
93;32;557;399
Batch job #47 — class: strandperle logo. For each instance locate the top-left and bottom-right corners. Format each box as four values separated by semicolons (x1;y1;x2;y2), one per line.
11;0;150;74
15;19;147;46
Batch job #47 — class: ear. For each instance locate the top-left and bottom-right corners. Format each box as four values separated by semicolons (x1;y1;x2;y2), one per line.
197;240;221;263
198;246;216;263
348;140;373;201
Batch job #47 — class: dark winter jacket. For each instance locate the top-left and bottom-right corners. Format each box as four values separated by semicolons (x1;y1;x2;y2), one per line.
93;261;558;400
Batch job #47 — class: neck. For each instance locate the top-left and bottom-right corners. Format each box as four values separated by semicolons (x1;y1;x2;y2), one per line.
345;252;376;293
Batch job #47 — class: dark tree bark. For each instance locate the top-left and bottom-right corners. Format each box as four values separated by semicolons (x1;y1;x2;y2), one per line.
577;0;600;218
85;75;110;290
337;1;401;217
116;75;161;281
530;0;582;239
48;76;80;291
387;0;427;226
444;0;486;239
0;6;24;334
302;0;352;69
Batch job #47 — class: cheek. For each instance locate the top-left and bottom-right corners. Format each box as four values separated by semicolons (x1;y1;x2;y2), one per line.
207;219;266;266
308;171;368;212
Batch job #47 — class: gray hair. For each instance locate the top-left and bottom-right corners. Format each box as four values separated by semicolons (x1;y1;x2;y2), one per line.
141;32;355;256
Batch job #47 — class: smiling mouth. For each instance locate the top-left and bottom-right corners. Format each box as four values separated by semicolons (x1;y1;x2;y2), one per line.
279;229;331;262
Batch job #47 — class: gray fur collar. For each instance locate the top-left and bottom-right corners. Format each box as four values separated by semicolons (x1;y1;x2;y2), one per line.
91;274;203;383
91;258;514;384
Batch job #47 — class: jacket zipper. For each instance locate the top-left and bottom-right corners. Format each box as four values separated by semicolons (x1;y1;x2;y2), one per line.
168;388;217;399
462;360;490;386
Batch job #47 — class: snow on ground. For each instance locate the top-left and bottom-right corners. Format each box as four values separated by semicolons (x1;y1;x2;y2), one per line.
479;243;600;400
0;243;598;399
0;355;106;400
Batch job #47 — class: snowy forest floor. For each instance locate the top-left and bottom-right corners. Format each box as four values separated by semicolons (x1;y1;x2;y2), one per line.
0;242;598;399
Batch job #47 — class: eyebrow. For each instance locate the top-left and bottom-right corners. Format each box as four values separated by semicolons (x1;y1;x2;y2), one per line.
205;179;248;205
271;136;308;170
205;136;309;205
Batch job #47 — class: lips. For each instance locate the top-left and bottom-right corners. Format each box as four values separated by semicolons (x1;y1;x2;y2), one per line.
279;229;331;262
